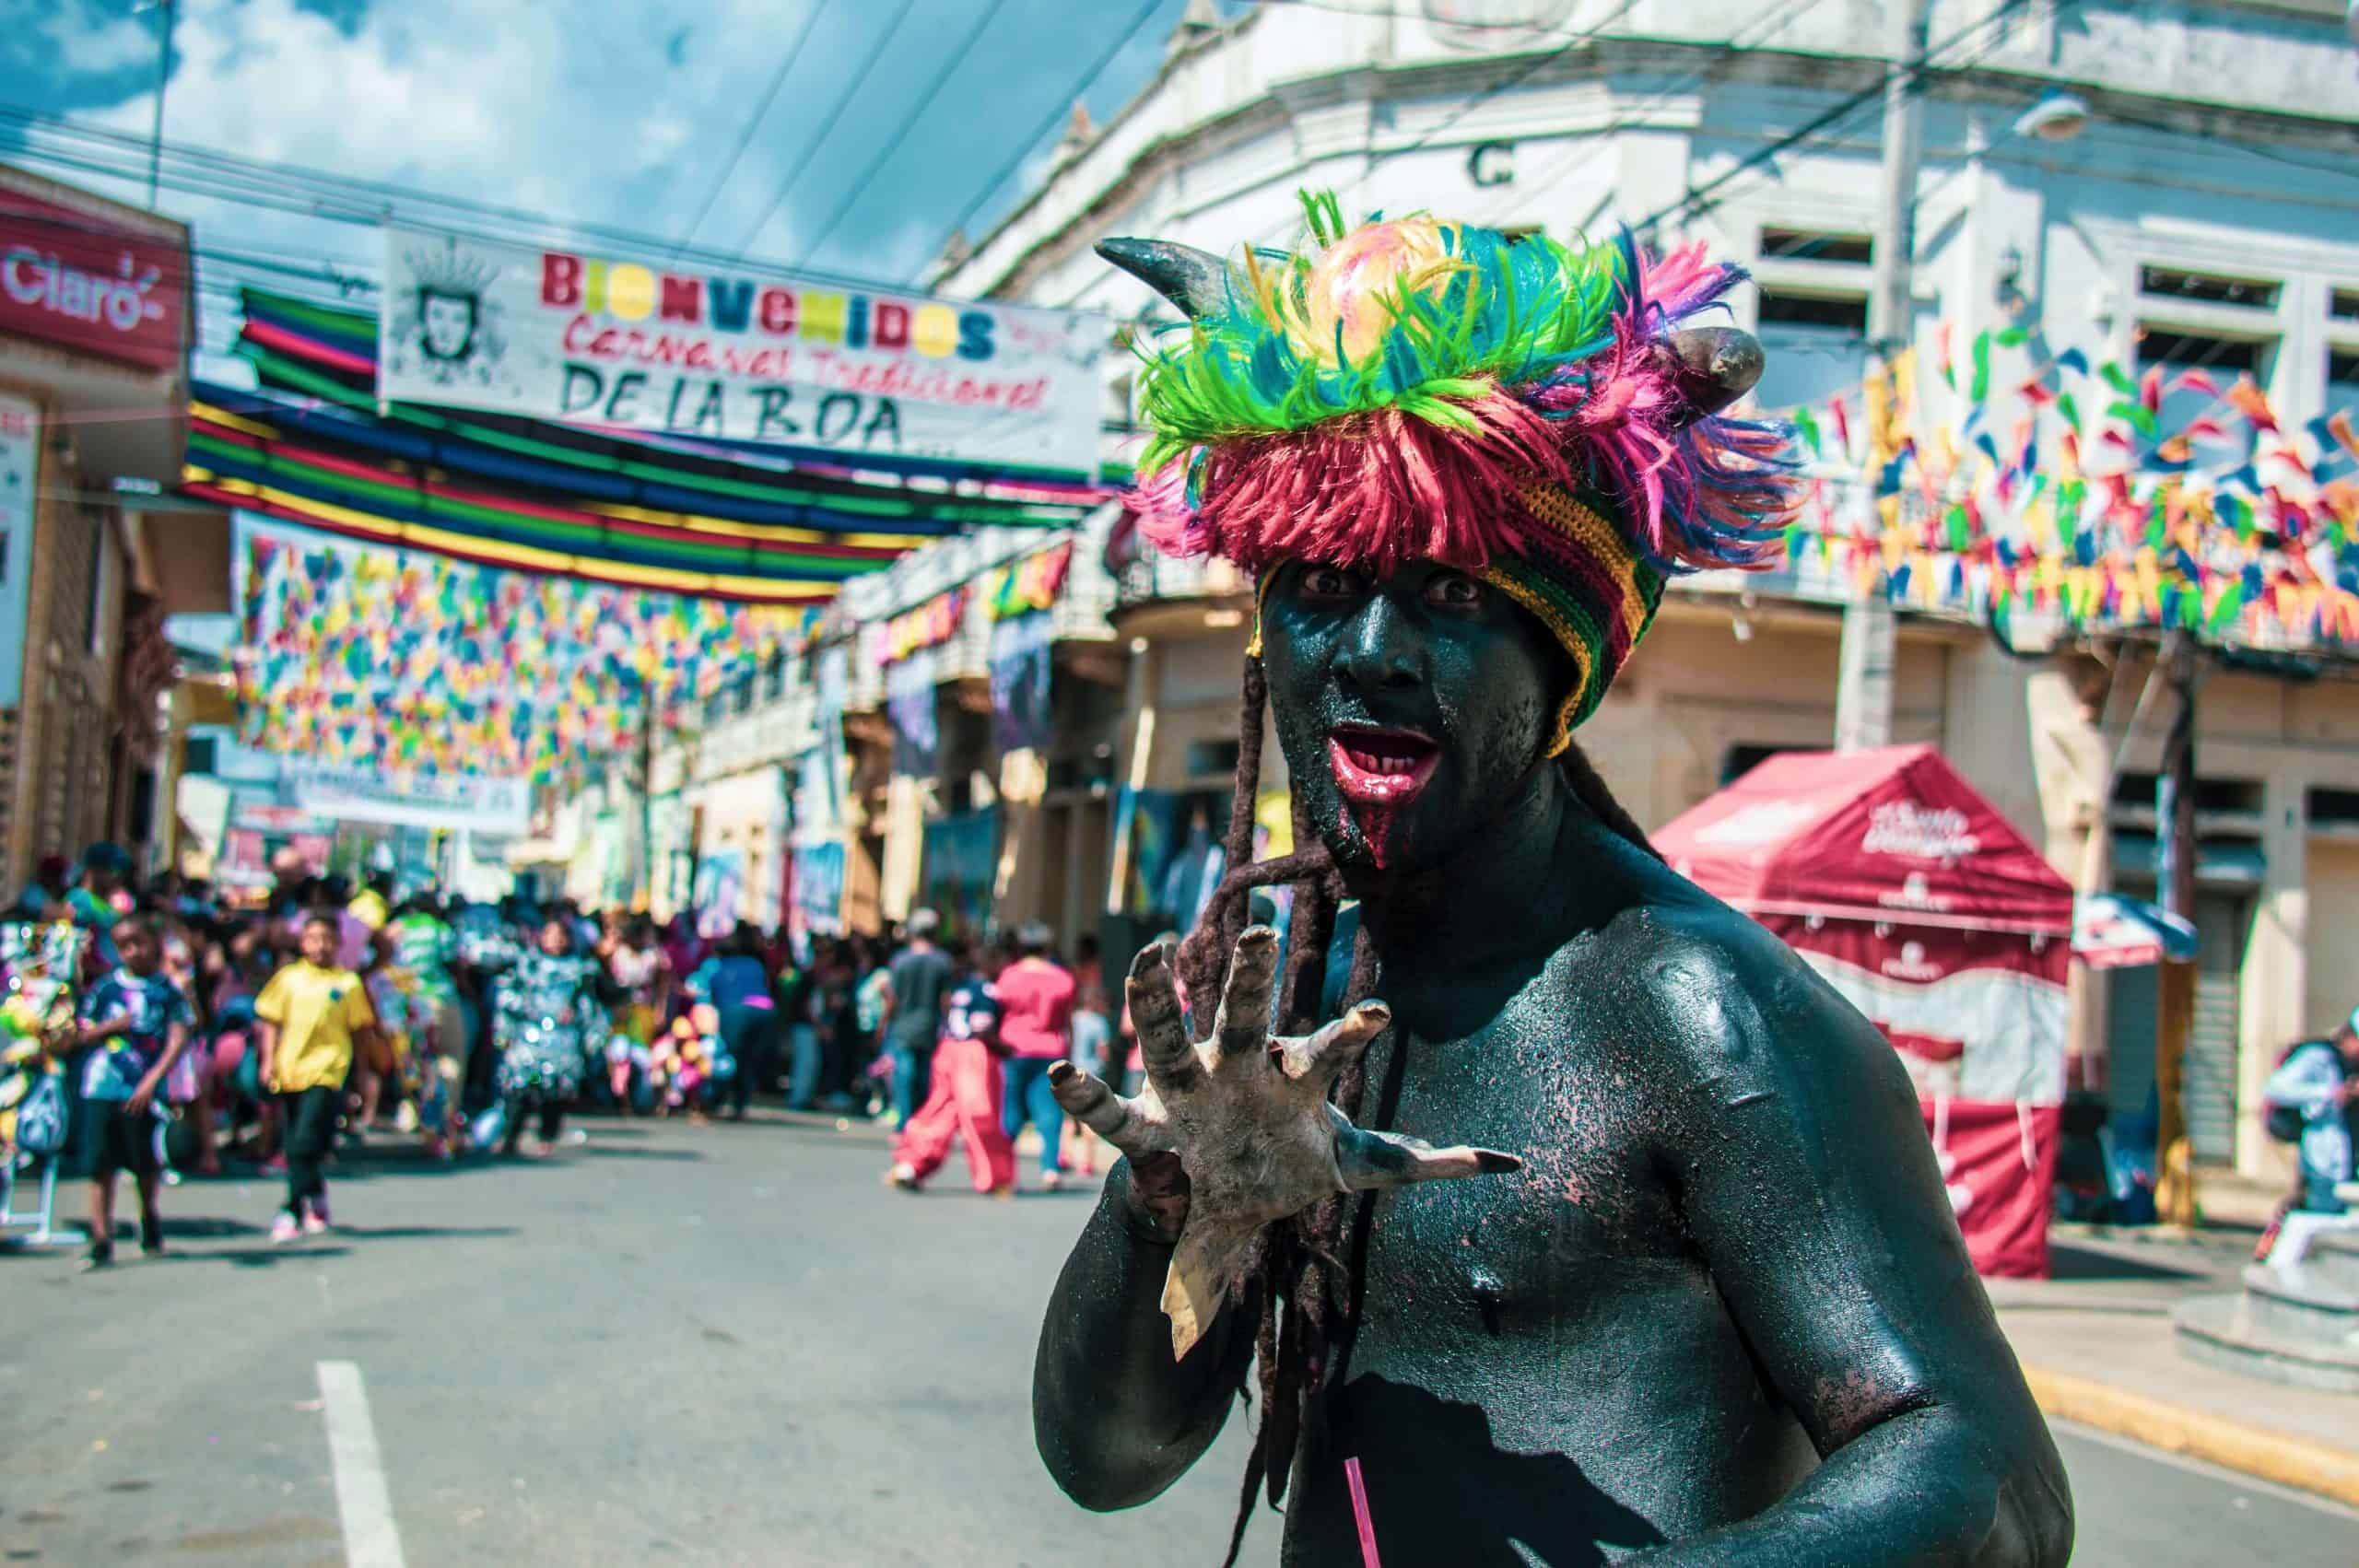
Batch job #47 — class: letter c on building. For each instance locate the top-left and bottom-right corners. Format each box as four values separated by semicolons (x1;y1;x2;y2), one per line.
1467;141;1515;188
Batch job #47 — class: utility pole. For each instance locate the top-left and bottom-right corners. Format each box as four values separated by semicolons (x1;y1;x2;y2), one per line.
635;689;657;912
139;0;174;209
2152;632;2201;1225
1833;0;1929;753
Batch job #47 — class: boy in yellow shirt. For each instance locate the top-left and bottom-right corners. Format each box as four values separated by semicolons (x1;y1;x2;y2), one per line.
254;913;382;1244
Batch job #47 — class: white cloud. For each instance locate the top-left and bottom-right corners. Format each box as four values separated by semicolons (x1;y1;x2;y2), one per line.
39;5;163;76
29;0;1203;309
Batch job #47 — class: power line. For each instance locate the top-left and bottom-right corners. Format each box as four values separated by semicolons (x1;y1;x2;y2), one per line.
796;0;1016;270
1631;0;2092;240
910;0;1168;286
669;0;835;259
0;99;933;295
723;0;922;262
1056;0;1642;310
1460;0;1830;231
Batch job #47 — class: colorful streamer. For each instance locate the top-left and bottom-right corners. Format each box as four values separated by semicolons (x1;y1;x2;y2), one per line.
235;530;812;780
1767;320;2358;650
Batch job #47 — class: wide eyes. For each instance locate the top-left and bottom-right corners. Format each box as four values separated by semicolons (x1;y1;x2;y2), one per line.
1293;567;1484;606
1423;571;1484;608
1298;566;1359;600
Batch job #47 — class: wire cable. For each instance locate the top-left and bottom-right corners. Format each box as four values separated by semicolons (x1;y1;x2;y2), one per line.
722;0;922;262
909;0;1169;286
0;99;927;295
1054;0;1641;310
793;0;1016;271
1459;0;1830;231
1630;0;2090;240
669;0;835;259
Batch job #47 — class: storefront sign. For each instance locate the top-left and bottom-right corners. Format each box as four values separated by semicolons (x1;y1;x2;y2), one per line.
0;393;34;705
378;226;1104;474
0;190;189;369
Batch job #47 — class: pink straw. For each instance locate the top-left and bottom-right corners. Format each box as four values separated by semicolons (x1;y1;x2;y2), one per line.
1344;1457;1383;1568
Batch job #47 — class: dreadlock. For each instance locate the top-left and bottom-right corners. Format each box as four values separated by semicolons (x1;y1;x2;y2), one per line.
1182;653;1654;1567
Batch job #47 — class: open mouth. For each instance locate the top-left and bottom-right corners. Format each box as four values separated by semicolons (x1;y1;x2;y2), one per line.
1327;725;1440;804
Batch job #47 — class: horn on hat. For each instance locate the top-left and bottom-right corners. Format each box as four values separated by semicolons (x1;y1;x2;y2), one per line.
1665;325;1765;423
1095;237;1230;321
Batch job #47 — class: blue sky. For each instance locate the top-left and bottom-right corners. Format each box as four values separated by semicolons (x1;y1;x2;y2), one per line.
5;0;1238;362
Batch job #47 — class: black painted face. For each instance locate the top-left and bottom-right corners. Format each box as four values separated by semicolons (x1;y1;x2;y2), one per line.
1260;559;1571;878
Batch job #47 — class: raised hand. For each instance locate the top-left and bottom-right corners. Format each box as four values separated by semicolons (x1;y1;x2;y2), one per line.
1049;926;1520;1359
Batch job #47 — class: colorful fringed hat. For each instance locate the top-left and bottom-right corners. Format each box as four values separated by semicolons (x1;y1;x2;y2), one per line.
1102;191;1798;753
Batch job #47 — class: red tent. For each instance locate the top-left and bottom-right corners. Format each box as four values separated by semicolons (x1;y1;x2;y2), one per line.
1654;744;2072;1277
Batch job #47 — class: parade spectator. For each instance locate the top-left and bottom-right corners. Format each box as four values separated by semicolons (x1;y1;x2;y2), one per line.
75;915;194;1269
1062;933;1112;1178
386;895;465;1155
68;842;135;974
886;942;1015;1196
491;917;605;1157
2259;1010;2359;1267
347;871;393;931
881;910;952;1129
255;912;381;1243
994;921;1077;1191
850;935;892;1106
690;922;775;1119
8;851;70;920
155;904;219;1177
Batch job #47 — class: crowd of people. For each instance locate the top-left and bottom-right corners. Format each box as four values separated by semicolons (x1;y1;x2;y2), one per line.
0;842;1126;1271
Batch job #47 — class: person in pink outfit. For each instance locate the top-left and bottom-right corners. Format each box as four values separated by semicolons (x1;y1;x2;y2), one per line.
886;945;1015;1196
992;922;1078;1191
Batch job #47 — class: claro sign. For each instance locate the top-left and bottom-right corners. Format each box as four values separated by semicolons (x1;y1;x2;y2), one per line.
0;190;189;371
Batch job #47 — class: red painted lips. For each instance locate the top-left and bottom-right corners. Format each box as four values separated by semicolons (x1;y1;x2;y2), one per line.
1327;725;1439;804
1327;727;1438;870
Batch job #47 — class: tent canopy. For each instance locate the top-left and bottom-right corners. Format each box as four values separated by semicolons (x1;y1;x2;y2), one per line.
1654;744;2072;936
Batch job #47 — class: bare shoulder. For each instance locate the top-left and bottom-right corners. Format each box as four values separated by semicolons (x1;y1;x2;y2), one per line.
1579;878;1915;1117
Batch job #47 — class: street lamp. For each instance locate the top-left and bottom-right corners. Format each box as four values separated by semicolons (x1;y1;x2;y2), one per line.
2013;91;2091;144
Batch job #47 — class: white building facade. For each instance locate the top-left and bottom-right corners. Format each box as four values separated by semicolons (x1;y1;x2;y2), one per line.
910;0;2359;1182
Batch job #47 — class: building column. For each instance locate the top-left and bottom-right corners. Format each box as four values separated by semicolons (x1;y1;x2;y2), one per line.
994;746;1049;925
2236;770;2308;1180
1103;639;1159;917
879;772;924;925
2023;661;2111;1086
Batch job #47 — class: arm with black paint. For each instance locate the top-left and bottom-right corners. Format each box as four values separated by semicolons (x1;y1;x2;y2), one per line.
1034;930;1515;1509
1633;915;2072;1567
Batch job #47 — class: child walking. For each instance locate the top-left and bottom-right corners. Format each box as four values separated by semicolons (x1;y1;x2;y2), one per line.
76;916;194;1270
254;913;381;1244
886;944;1015;1196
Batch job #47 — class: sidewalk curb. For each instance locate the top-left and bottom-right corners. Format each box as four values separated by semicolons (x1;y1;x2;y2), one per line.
2023;1364;2359;1507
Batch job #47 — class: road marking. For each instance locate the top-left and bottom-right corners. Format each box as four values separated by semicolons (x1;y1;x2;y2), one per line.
2057;1420;2359;1522
316;1360;407;1568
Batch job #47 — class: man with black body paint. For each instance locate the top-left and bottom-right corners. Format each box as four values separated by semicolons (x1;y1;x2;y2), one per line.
1036;557;2072;1565
1029;208;2071;1566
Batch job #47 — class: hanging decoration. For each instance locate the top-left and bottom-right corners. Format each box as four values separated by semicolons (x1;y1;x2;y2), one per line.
981;540;1074;620
873;588;969;664
1766;322;2359;649
184;288;1111;603
236;529;812;781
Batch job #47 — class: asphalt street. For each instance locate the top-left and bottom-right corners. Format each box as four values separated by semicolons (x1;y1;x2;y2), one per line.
6;1115;2353;1566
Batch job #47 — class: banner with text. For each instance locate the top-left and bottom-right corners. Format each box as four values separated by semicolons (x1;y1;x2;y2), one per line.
378;227;1105;476
286;762;531;836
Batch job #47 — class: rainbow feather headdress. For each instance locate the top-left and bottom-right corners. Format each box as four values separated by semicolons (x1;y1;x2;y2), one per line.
1106;191;1799;749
